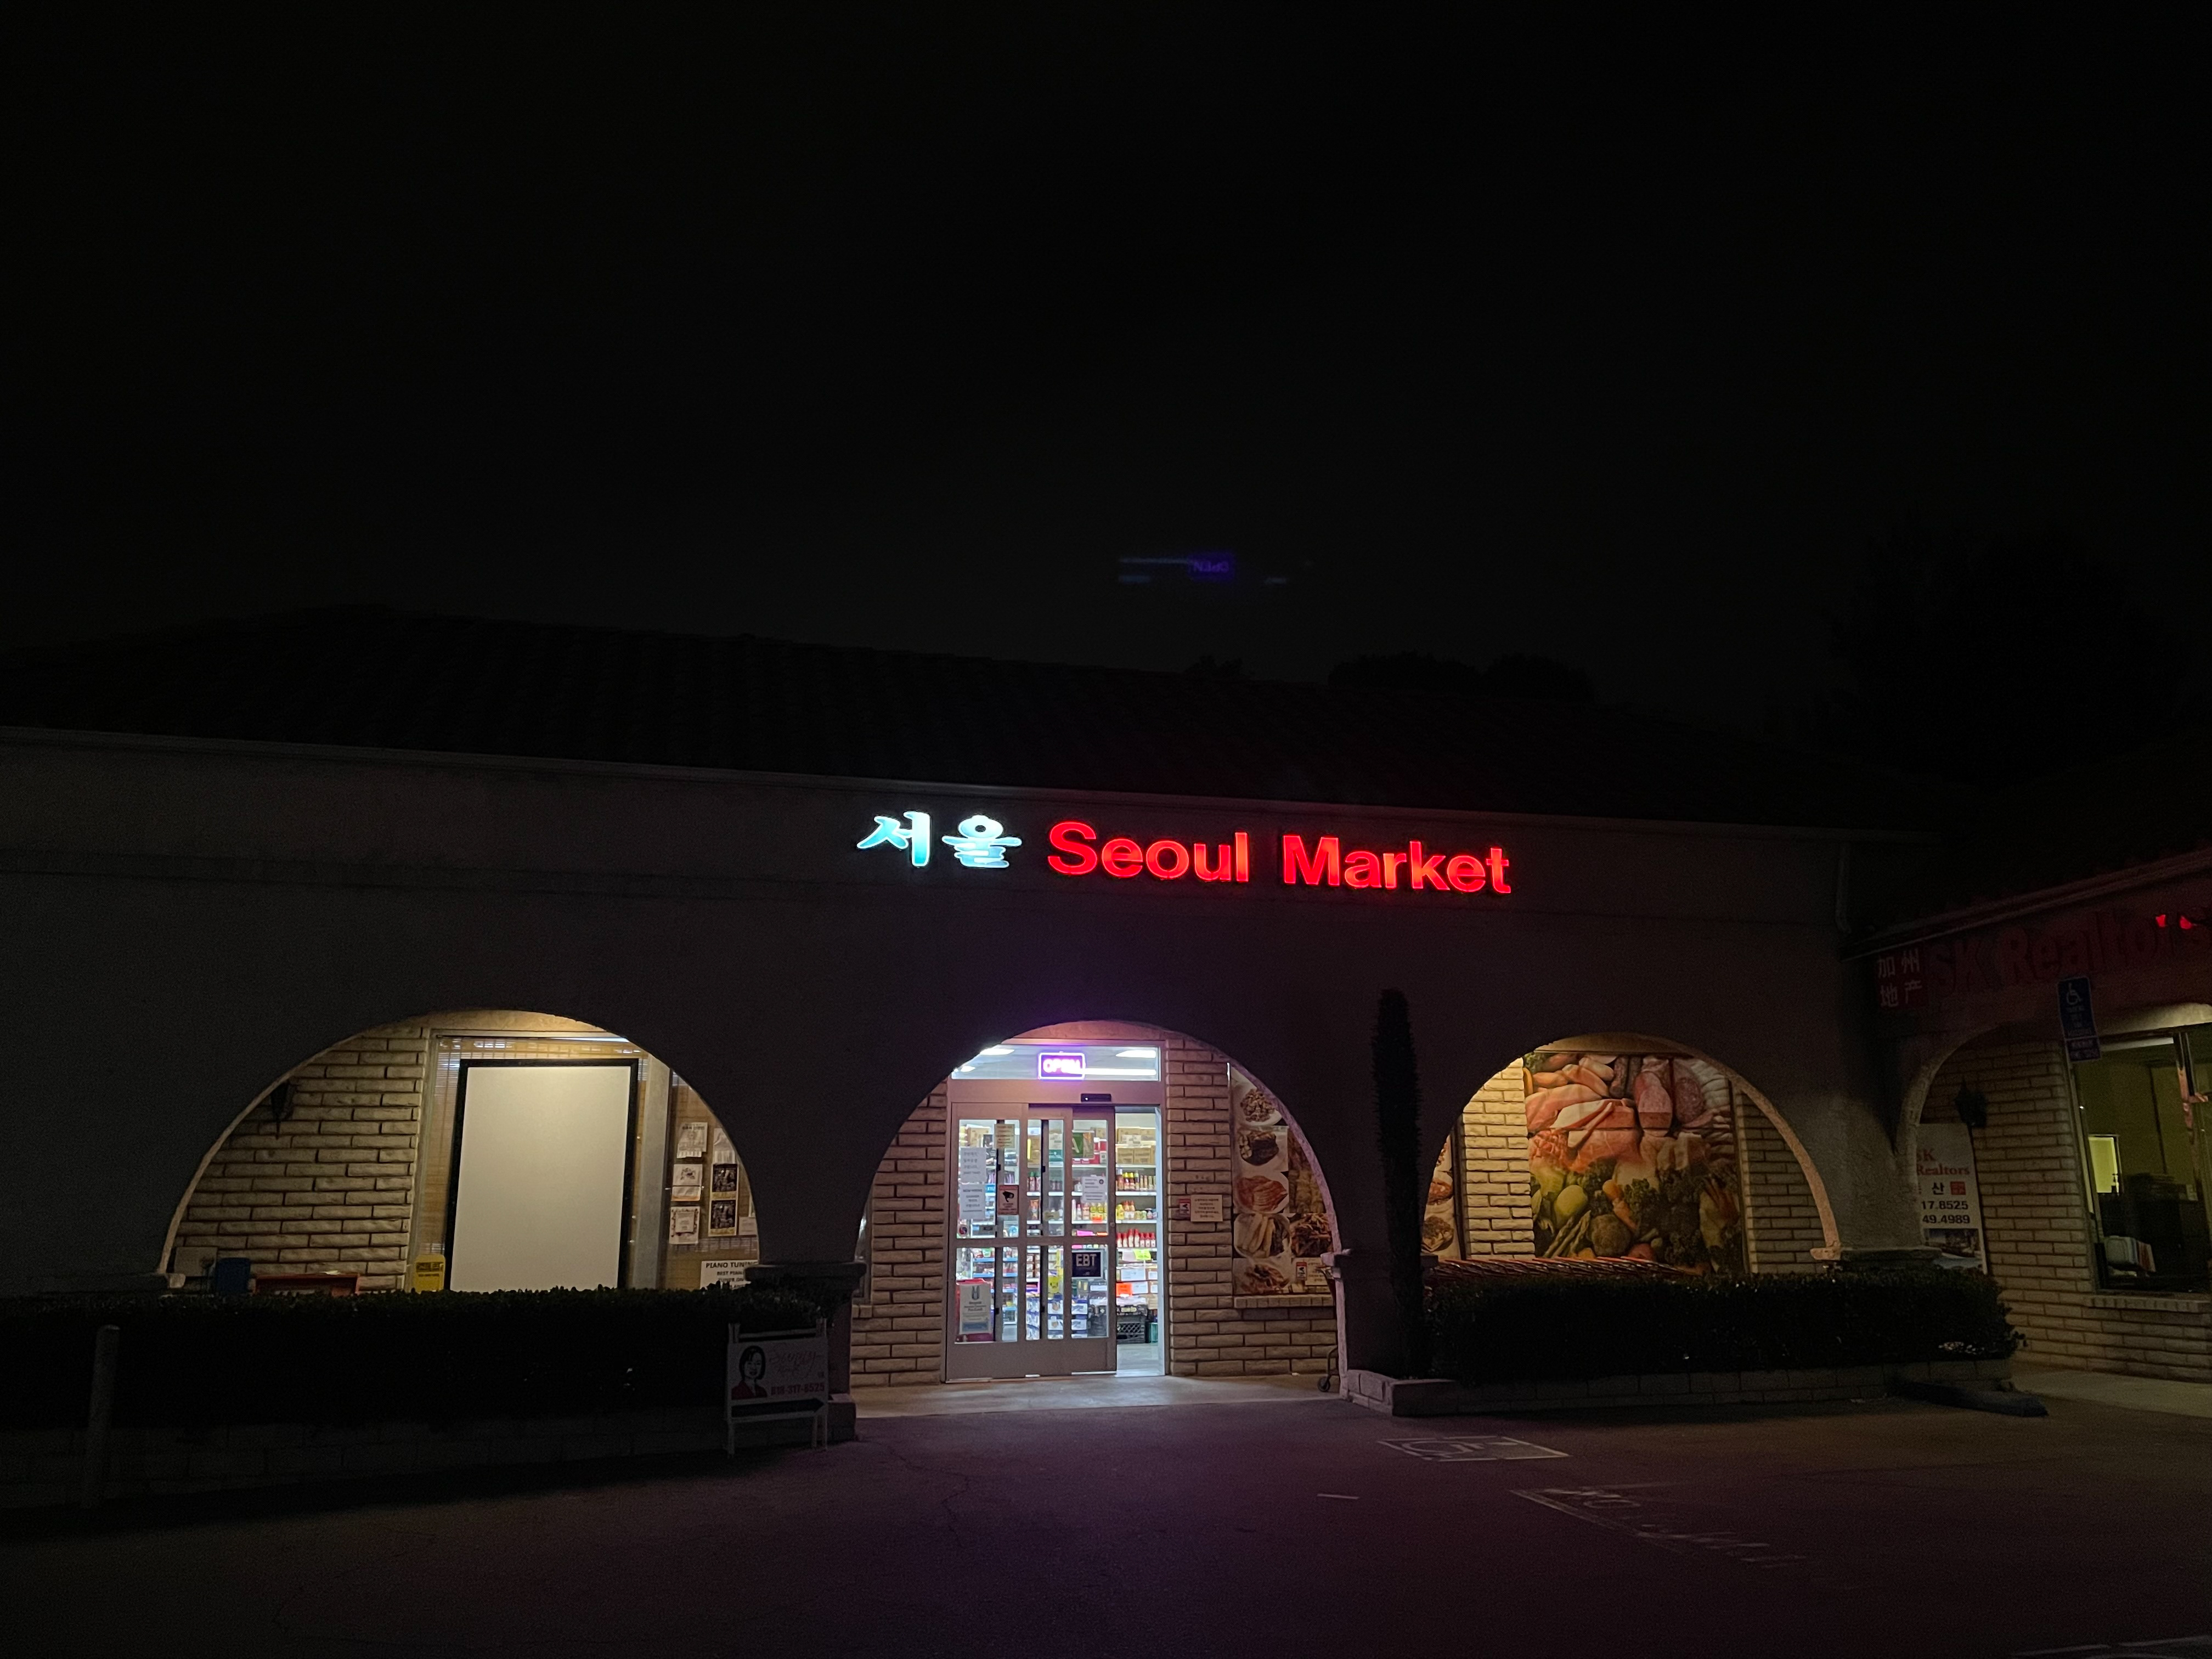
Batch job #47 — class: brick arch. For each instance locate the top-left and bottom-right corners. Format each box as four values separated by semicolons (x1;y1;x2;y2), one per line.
850;1019;1344;1387
1912;1001;2212;1379
162;1007;736;1293
1432;1033;1841;1272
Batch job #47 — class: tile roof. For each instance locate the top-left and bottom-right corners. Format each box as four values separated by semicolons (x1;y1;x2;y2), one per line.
0;606;1940;831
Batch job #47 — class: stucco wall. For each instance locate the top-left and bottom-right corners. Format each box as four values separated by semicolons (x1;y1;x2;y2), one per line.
0;729;1915;1297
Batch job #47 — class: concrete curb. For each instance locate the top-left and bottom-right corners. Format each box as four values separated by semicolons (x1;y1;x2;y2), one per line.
1889;1378;2047;1416
1343;1359;2014;1417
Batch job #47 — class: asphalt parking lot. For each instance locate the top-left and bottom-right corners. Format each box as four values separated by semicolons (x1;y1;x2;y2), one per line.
6;1385;2209;1658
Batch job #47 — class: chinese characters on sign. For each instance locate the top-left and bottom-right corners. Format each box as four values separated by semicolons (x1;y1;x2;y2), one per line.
1874;947;1926;1012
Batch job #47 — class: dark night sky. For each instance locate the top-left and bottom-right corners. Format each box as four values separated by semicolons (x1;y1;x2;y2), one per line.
8;9;2206;726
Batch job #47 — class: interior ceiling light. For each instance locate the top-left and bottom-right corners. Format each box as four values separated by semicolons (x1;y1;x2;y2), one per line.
1115;1048;1158;1058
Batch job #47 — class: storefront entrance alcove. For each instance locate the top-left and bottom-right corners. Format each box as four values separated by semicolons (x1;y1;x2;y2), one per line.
851;1022;1342;1391
945;1041;1167;1379
163;1010;767;1296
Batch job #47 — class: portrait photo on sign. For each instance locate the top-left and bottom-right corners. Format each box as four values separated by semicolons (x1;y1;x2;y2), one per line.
731;1343;769;1398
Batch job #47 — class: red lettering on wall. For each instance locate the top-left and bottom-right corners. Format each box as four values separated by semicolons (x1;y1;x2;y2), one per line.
1047;822;1507;900
1407;841;1446;890
1100;838;1143;878
1282;834;1341;886
1444;853;1486;893
1046;820;1098;876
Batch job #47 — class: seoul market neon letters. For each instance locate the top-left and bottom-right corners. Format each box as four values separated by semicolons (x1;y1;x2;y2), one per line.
1045;821;1510;897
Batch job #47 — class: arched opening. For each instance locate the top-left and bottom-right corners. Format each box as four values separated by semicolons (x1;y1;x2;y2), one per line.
849;1020;1341;1389
1426;1034;1838;1277
1914;1001;2212;1378
164;1009;765;1296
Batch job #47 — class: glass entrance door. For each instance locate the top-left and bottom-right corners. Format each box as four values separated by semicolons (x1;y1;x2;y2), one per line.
948;1106;1116;1379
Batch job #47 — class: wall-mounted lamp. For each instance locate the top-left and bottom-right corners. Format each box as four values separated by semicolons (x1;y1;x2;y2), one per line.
1952;1086;1989;1132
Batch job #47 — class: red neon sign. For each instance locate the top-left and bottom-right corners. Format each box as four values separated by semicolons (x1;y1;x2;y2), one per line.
1048;822;1250;882
1046;822;1509;896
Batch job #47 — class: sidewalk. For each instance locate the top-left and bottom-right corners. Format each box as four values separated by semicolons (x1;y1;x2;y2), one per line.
853;1372;1324;1418
2015;1365;2212;1419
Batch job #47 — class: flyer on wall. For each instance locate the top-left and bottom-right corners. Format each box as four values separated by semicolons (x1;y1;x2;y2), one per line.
1916;1121;1988;1271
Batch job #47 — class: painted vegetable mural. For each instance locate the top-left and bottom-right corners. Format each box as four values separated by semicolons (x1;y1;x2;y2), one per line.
1525;1051;1745;1271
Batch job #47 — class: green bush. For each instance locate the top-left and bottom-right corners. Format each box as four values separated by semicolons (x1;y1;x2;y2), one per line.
1427;1269;2020;1383
0;1286;822;1430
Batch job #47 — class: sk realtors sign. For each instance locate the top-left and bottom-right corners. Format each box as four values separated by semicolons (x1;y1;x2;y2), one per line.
854;811;1512;900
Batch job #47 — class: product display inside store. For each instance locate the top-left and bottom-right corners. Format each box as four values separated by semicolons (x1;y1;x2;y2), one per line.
1115;1110;1162;1370
944;1041;1163;1380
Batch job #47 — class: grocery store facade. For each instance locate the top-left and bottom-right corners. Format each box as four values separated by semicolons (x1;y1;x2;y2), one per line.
0;610;1948;1395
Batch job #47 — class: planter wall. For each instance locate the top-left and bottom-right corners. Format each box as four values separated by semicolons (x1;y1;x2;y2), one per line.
1;1401;856;1511
1343;1358;2015;1417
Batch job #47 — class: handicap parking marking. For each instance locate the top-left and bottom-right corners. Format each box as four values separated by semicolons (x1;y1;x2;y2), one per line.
1381;1436;1568;1462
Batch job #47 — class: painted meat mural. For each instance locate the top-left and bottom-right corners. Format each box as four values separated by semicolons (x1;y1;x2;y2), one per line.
1525;1050;1745;1272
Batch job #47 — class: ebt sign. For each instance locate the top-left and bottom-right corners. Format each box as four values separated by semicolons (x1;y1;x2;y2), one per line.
855;810;1511;899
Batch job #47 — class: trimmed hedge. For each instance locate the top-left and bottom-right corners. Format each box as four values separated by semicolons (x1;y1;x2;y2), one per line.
0;1287;822;1430
1428;1268;2020;1384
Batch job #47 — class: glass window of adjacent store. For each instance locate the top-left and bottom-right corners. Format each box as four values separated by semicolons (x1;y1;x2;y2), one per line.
2073;1030;2212;1294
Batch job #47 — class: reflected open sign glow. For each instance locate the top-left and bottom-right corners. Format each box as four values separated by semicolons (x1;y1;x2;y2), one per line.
1037;1052;1085;1079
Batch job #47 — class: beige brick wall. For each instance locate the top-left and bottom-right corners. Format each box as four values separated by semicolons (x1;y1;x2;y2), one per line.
850;1030;1338;1386
1927;1040;2212;1383
850;1086;948;1387
1456;1065;1536;1255
1741;1104;1825;1272
171;1024;428;1291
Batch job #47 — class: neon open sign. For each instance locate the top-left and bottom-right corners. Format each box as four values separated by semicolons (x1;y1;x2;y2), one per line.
1037;1052;1086;1079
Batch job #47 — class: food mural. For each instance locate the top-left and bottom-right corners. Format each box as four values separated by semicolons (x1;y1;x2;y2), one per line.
1423;1142;1462;1259
1229;1068;1336;1294
1525;1049;1745;1271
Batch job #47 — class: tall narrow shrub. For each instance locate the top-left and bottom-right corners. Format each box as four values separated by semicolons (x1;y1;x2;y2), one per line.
1373;988;1430;1376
